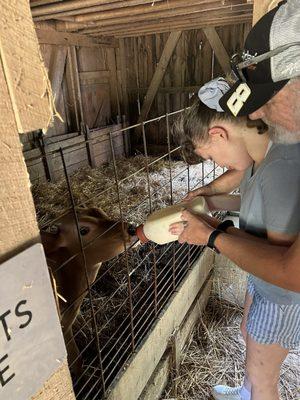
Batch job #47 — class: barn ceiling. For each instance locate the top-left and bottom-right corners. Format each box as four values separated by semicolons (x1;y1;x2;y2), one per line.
30;0;253;38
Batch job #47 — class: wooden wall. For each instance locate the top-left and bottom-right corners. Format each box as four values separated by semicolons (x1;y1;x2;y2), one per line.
122;22;252;146
21;22;251;182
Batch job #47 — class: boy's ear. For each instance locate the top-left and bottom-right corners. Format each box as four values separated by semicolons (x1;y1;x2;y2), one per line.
208;126;228;141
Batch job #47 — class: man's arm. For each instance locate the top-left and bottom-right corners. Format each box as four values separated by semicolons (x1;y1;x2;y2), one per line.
176;211;300;293
214;232;300;293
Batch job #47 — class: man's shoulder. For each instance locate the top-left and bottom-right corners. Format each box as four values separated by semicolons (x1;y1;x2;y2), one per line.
268;142;300;162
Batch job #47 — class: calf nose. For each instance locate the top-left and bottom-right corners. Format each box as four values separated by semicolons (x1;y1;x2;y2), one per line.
127;224;137;237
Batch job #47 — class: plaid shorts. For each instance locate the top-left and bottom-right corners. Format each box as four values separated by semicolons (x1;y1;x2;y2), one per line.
246;278;300;349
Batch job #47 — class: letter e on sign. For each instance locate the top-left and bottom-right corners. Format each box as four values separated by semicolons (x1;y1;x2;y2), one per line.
0;244;66;400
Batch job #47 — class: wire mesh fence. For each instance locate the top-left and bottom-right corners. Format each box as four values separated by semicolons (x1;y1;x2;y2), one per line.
26;108;223;399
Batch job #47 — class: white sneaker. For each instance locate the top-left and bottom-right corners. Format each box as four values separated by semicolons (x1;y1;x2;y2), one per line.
212;385;242;400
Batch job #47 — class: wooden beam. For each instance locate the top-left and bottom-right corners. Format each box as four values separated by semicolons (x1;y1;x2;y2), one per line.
54;1;252;31
31;0;63;7
61;0;245;24
35;27;117;47
31;0;128;14
75;5;252;35
252;0;278;25
32;0;164;20
203;27;231;74
88;15;252;38
138;31;182;124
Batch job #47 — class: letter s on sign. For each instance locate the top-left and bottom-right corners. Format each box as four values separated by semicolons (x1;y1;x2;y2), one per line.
15;300;32;329
227;83;251;116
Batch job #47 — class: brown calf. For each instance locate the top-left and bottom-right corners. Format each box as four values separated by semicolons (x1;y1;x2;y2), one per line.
41;207;136;376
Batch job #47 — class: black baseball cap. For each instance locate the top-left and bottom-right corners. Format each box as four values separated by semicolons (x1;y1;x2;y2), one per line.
219;1;289;117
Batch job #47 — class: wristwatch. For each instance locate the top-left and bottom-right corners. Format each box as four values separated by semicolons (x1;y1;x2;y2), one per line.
207;229;223;254
217;219;234;233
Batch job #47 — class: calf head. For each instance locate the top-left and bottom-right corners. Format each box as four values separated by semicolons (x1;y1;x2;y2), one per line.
41;207;136;376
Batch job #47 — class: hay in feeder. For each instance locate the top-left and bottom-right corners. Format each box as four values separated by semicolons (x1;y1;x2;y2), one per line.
32;155;222;228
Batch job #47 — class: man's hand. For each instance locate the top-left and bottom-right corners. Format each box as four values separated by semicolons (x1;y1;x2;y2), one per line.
169;210;215;245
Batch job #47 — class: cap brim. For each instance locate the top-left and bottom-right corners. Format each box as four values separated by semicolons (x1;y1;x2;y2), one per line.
219;79;288;117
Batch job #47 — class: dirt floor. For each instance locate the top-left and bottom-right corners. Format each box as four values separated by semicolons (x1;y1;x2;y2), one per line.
162;254;300;400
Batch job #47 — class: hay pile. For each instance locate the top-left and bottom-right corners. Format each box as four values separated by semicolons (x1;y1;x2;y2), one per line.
32;155;222;228
162;275;300;400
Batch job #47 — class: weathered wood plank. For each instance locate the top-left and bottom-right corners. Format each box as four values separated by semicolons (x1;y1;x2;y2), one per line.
203;26;231;74
107;47;121;118
138;31;182;123
79;70;110;85
35;27;117;47
119;38;129;118
0;12;75;397
0;0;52;133
69;46;84;124
141;275;213;400
48;46;67;105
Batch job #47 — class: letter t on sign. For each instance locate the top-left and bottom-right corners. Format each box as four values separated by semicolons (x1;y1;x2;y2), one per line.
0;354;15;387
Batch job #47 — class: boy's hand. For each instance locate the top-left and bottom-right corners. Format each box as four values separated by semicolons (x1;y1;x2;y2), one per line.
183;185;215;201
169;210;214;245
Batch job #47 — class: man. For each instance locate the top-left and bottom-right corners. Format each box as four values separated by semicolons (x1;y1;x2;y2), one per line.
175;2;300;399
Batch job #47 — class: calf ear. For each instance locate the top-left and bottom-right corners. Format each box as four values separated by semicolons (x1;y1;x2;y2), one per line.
40;230;65;255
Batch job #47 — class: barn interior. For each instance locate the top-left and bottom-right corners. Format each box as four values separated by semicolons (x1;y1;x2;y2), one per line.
1;1;299;400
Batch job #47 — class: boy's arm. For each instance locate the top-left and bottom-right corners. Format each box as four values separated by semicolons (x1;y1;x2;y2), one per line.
204;194;241;212
184;169;244;200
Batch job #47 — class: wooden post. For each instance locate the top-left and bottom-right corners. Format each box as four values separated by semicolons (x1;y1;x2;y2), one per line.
252;0;279;25
202;27;231;75
0;0;75;398
83;124;96;168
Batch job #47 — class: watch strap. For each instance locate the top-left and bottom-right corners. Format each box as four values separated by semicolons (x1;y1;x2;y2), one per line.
217;219;234;233
207;229;223;253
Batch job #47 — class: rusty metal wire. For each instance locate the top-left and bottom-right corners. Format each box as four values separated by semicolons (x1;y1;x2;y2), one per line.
27;109;220;400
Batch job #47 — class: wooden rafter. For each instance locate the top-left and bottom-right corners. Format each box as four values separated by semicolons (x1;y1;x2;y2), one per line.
54;2;252;31
203;27;231;74
31;0;254;38
88;14;252;38
32;0;164;20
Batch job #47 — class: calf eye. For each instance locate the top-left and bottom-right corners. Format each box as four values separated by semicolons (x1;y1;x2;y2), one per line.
79;226;90;236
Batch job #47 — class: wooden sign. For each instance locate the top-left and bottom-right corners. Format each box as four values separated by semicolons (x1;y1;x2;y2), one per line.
0;244;66;400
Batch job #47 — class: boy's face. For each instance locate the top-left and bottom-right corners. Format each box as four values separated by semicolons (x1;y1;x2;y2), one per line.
194;125;253;171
